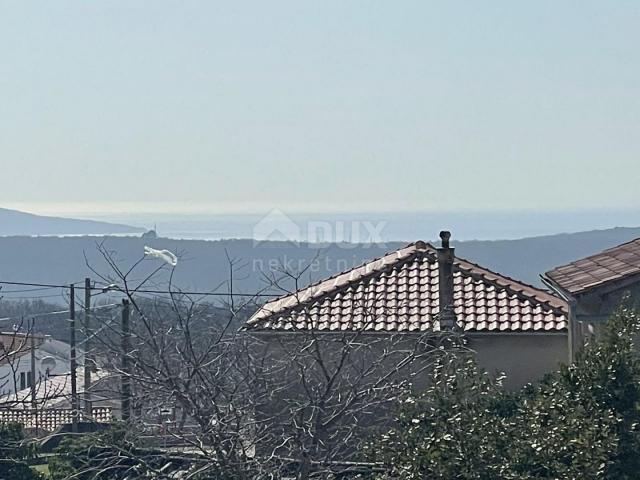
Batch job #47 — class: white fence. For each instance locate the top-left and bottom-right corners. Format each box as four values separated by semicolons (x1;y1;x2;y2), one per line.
0;407;112;432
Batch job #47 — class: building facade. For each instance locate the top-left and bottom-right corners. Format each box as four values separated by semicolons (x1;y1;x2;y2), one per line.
0;333;78;398
544;237;640;359
246;232;569;390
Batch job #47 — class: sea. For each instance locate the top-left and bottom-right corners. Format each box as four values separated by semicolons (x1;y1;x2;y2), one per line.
78;209;640;243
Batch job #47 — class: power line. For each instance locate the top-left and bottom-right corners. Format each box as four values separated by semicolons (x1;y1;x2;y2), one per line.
0;286;59;293
0;280;278;298
0;303;120;324
0;293;67;300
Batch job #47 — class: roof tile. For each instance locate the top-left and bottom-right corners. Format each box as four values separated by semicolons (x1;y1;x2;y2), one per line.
246;242;568;333
546;238;640;295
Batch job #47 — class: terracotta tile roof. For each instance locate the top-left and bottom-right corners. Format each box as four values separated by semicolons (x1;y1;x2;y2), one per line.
245;242;568;333
545;237;640;295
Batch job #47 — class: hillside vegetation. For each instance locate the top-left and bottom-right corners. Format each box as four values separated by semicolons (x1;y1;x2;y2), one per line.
0;226;639;304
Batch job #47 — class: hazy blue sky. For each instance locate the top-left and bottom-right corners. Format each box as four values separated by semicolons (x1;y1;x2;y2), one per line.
1;1;639;215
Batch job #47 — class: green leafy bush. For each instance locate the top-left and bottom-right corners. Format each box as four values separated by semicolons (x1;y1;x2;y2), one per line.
371;306;640;479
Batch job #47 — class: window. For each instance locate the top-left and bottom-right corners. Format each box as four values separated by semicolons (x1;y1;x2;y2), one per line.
19;371;32;390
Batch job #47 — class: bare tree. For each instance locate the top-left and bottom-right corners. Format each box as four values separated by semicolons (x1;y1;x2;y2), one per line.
0;318;70;408
64;246;462;479
79;243;276;478
247;266;461;479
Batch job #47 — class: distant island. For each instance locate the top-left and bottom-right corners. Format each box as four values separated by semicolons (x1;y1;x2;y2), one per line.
0;208;144;236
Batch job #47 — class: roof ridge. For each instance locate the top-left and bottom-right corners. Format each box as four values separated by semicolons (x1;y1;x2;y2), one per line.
263;242;416;302
261;241;432;303
453;256;567;313
246;240;568;329
246;242;431;326
548;236;640;274
545;236;640;295
600;236;640;254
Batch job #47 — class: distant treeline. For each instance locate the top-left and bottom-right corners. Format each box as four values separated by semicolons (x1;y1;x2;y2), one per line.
0;227;640;307
0;297;254;342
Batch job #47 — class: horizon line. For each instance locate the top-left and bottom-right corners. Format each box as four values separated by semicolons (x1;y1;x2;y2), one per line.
3;202;640;218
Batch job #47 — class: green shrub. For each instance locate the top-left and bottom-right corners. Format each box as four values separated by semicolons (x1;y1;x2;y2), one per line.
0;423;43;480
371;306;640;479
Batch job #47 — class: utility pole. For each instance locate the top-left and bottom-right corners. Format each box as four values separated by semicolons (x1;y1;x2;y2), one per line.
30;319;37;407
70;284;79;433
83;278;92;418
121;299;131;422
30;318;38;435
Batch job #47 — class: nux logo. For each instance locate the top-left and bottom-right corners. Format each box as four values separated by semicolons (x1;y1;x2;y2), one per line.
253;209;388;248
253;209;301;246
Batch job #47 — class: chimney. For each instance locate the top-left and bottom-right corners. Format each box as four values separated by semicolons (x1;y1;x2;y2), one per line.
437;230;456;329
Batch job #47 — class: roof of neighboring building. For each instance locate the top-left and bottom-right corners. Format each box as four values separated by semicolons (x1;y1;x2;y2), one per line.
0;369;112;409
545;238;640;296
245;241;568;333
0;333;46;366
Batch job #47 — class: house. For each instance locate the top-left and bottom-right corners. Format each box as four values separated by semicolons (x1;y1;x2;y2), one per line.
544;237;640;359
2;368;115;410
0;332;116;432
0;333;79;398
245;232;569;389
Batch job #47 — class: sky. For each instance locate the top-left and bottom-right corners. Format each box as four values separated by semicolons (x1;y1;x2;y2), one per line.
1;1;639;216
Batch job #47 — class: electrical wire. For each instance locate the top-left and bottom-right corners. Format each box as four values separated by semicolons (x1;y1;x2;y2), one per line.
0;302;121;324
0;280;278;298
0;286;59;293
0;293;67;300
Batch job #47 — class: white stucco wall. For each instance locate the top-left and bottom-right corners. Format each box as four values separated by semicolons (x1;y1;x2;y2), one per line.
469;333;568;390
0;338;80;397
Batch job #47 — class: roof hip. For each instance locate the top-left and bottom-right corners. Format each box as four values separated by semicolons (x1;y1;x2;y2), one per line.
245;241;568;333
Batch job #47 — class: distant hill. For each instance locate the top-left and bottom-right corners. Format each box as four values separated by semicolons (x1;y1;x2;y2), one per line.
0;208;144;236
0;226;640;306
